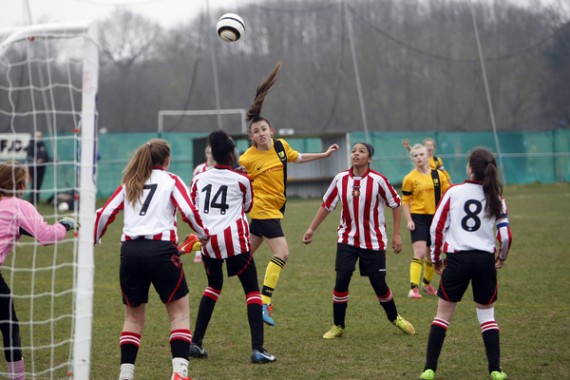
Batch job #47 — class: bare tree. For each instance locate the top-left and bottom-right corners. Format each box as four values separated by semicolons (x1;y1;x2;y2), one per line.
99;8;163;71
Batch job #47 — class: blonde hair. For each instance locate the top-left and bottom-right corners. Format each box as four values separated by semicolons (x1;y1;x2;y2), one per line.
0;161;27;198
122;139;170;207
410;143;427;156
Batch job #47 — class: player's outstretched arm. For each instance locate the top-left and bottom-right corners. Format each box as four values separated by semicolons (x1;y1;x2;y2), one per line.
297;144;339;163
303;206;330;245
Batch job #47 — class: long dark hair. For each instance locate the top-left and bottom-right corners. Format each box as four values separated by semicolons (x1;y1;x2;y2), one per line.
468;147;503;219
208;130;235;167
246;62;281;127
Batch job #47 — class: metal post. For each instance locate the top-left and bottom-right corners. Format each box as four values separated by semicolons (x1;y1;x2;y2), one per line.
344;1;370;144
470;1;506;184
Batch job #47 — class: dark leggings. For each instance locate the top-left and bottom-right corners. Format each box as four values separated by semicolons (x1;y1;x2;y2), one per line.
0;275;22;362
334;269;390;295
193;260;264;349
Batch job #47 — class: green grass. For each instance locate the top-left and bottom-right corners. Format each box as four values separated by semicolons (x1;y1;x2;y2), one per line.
18;183;570;379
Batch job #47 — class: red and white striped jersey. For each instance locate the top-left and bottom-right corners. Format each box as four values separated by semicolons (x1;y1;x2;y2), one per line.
322;168;401;250
190;165;253;259
430;180;512;263
95;168;208;244
192;162;213;178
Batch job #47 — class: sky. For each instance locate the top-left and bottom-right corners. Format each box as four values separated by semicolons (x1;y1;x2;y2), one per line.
2;0;567;31
1;0;253;29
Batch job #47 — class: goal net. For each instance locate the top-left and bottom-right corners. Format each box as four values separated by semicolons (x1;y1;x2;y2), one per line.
0;22;98;379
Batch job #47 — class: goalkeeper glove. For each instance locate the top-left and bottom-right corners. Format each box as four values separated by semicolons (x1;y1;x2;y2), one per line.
59;216;79;231
178;233;202;255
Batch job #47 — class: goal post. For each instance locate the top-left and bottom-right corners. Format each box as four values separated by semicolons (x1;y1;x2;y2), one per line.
0;21;98;379
157;108;248;135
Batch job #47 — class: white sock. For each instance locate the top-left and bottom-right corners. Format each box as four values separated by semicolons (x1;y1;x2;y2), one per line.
476;307;495;324
172;357;189;377
119;363;135;380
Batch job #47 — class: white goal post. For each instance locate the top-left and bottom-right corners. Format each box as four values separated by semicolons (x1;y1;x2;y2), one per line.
157;108;248;134
0;21;98;379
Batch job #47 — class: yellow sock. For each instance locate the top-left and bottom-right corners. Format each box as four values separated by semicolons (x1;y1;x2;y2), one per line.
261;256;286;305
410;258;423;288
423;260;434;284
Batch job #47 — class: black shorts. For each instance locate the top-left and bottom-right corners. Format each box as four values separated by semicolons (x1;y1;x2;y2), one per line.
335;243;386;277
438;250;498;304
120;239;189;307
410;214;434;245
249;219;284;239
202;251;256;278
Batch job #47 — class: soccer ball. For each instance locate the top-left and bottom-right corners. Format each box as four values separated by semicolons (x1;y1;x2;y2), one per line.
216;13;245;42
58;202;70;212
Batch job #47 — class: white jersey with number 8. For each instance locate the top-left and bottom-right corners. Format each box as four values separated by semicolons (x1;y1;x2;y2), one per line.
430;181;511;263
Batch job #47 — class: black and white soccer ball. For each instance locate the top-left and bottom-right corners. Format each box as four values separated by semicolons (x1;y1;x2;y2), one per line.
216;13;245;42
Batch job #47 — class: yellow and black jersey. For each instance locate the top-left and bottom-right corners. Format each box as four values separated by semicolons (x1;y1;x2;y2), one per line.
238;139;300;220
401;168;450;215
430;155;451;182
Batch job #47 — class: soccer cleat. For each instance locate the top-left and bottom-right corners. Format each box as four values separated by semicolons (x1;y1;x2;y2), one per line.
322;325;344;339
178;234;201;255
193;252;202;263
188;343;208;359
419;369;435;380
408;287;422;299
423;284;437;296
171;373;192;380
262;304;275;326
251;348;277;364
490;371;507;380
393;315;416;335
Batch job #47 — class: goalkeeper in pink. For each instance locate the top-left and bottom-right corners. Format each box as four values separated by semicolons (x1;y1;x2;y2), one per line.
94;139;208;380
420;147;512;380
0;161;78;380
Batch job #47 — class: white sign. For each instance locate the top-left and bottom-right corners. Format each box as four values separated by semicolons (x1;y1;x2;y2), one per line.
0;133;30;160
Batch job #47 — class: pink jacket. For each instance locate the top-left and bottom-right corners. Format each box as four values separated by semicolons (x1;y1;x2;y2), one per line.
0;197;67;266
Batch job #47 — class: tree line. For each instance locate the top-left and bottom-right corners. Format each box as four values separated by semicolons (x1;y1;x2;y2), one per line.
2;0;569;135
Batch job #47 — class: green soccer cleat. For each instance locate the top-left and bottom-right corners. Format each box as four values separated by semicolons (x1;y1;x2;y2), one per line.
393;315;416;335
490;371;507;380
420;369;435;380
323;325;344;339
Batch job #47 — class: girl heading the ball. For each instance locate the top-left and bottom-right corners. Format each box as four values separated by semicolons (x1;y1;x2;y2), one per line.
238;62;339;326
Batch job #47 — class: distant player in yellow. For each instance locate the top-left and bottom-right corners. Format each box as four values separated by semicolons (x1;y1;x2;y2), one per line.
402;138;452;184
402;144;450;299
238;62;339;326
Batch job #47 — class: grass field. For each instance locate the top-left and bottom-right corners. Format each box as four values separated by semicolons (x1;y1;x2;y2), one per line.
86;183;570;379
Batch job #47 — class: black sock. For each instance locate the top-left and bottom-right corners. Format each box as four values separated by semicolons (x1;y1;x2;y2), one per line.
333;302;347;328
482;329;501;372
424;323;447;372
247;303;264;350
193;296;217;346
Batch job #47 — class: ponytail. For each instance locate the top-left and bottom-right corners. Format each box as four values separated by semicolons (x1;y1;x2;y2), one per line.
468;148;503;219
122;139;170;207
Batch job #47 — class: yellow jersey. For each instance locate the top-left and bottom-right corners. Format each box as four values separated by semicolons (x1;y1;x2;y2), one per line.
402;168;450;215
238;139;299;219
429;155;451;182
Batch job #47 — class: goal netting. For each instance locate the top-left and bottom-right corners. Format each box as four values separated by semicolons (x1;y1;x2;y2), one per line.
0;22;98;379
